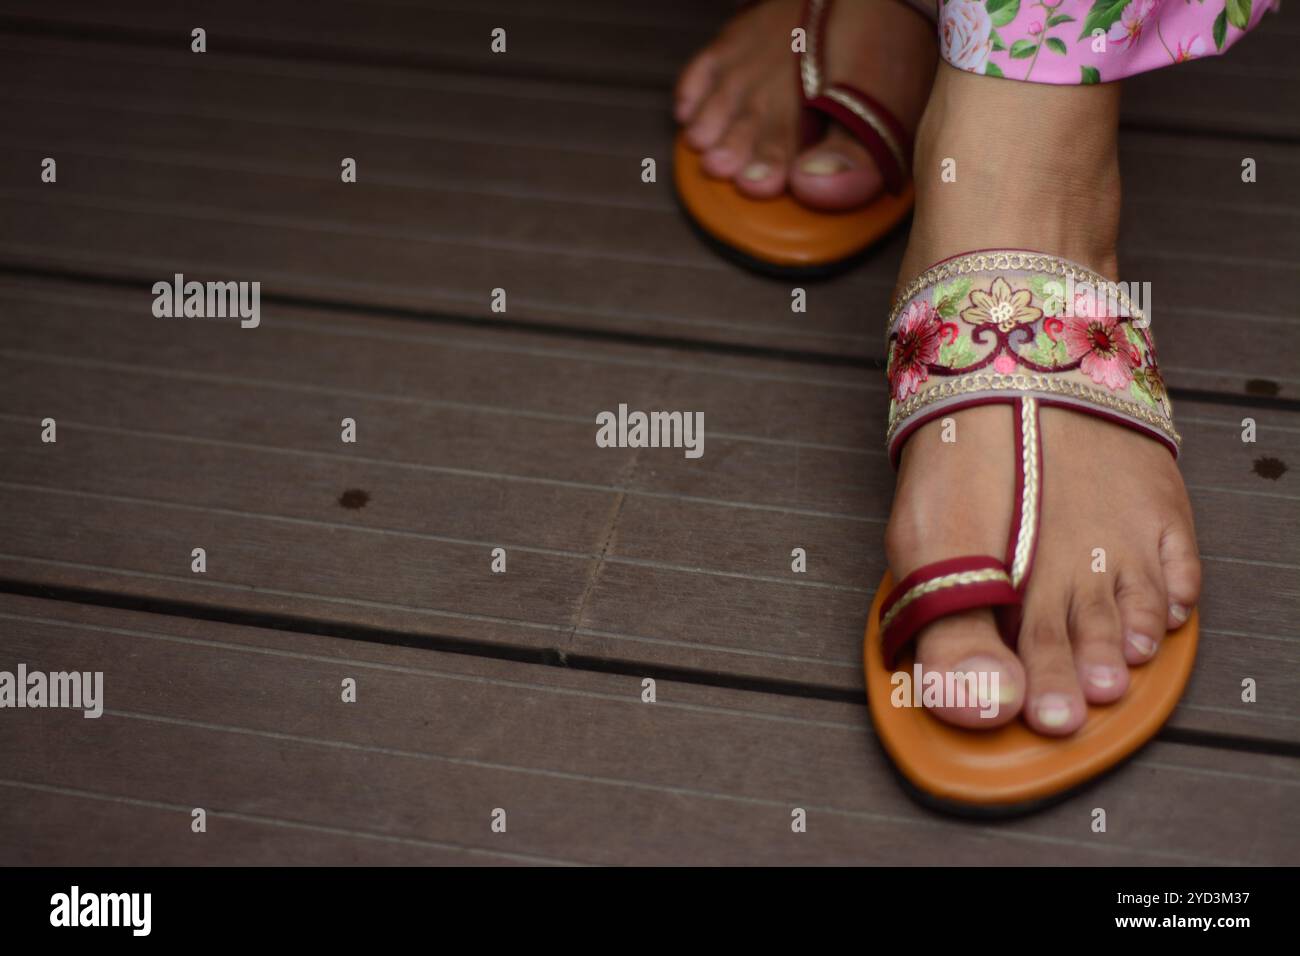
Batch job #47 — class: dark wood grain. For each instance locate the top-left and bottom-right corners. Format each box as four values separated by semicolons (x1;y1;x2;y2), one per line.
1;0;1297;867
0;34;1296;376
0;0;713;87
0;280;1295;739
1;595;1295;865
0;0;1293;138
0;784;518;865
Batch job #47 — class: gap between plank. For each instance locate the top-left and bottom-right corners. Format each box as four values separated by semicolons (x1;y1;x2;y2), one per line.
1;576;1297;759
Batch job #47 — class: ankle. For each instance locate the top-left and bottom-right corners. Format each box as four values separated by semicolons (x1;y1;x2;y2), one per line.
900;64;1123;286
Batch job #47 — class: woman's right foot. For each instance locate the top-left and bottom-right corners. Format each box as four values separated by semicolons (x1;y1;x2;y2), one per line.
885;64;1202;735
674;0;937;209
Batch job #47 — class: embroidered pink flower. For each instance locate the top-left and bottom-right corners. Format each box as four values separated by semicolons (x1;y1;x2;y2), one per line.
889;301;942;401
1173;34;1206;63
1064;314;1139;391
940;0;994;75
1108;0;1159;50
1028;20;1043;36
993;354;1018;375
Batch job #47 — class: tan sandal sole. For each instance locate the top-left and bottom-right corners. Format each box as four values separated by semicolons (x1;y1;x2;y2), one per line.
672;131;913;273
864;569;1199;811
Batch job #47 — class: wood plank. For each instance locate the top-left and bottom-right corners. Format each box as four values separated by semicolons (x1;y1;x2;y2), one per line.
7;36;1294;219
1;594;1295;864
0;279;1293;526
0;36;1296;373
1122;16;1300;139
0;0;714;87
0;0;1295;137
0;279;1296;739
0;784;515;865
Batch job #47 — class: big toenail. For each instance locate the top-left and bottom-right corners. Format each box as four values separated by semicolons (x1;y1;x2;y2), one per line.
1035;694;1073;728
742;162;771;181
954;656;1016;706
799;153;847;176
1170;603;1190;624
1127;632;1156;657
1087;665;1122;690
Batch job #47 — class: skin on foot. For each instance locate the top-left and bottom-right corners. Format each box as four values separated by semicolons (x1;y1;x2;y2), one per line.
884;65;1202;736
674;0;936;209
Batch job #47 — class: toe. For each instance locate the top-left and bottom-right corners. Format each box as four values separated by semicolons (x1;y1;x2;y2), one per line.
1115;563;1168;667
684;71;750;152
701;111;759;179
913;610;1025;729
1068;583;1130;703
1017;603;1087;736
788;126;884;211
1159;520;1202;631
732;115;794;199
674;48;717;124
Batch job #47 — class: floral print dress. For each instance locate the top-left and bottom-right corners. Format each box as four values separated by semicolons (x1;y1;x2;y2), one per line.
937;0;1276;84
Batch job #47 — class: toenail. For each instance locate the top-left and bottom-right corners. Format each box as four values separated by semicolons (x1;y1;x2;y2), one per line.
741;162;771;181
1035;694;1073;728
1087;665;1123;690
1127;631;1156;657
799;153;848;176
954;656;1016;706
1169;603;1190;625
997;679;1018;705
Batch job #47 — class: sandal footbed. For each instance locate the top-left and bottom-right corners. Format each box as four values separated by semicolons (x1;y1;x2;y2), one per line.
672;132;913;273
864;569;1199;810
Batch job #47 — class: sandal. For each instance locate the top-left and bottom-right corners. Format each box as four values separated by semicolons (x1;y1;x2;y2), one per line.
863;250;1199;815
673;0;934;277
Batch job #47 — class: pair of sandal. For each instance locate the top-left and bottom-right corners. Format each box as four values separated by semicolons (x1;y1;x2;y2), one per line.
674;0;1198;815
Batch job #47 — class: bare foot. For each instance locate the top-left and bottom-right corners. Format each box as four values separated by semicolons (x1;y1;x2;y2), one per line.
675;0;936;209
884;65;1202;735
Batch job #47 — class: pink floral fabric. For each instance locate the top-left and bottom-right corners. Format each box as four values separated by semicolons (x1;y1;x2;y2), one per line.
884;252;1180;459
936;0;1277;84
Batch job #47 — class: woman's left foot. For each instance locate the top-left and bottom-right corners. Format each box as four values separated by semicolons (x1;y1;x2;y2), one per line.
675;0;936;209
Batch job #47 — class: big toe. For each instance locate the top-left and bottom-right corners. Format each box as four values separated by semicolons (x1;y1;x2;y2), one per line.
788;126;884;211
913;609;1025;729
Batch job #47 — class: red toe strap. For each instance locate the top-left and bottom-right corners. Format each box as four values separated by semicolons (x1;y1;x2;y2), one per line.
879;556;1020;667
803;83;911;194
795;0;912;194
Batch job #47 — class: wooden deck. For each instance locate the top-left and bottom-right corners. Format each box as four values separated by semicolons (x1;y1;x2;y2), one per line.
0;0;1297;865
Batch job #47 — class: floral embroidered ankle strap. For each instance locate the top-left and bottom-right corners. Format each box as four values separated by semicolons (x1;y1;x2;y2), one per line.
885;250;1180;466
